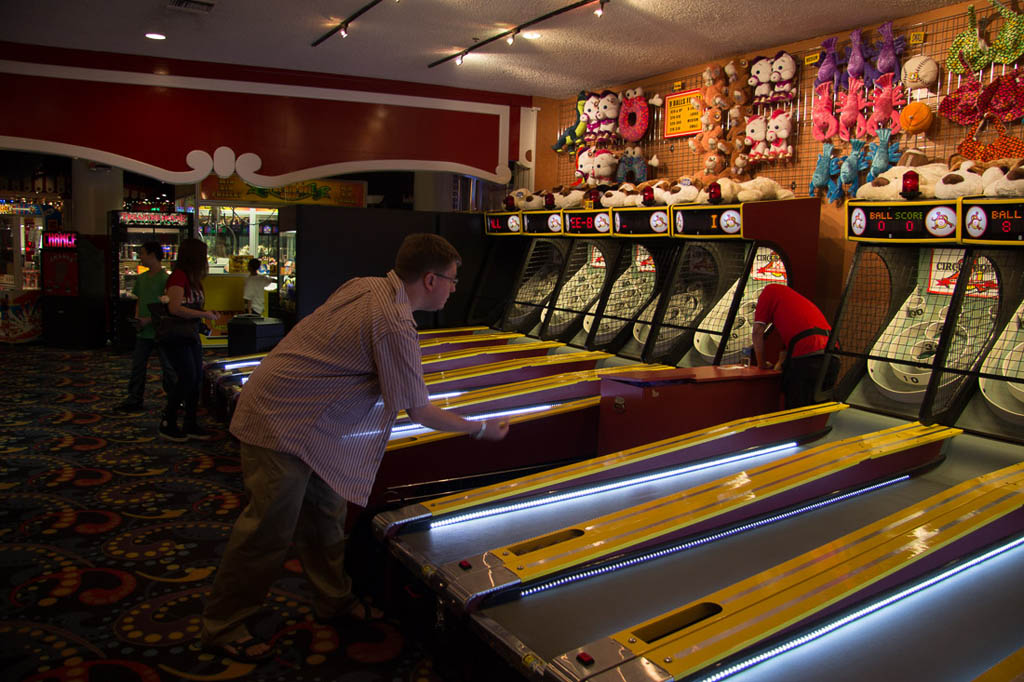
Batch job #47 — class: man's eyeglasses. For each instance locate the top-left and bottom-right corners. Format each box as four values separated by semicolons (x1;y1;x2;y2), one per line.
431;272;459;285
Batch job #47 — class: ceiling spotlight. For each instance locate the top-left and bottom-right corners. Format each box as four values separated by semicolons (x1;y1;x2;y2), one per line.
455;52;465;66
340;23;349;37
145;32;167;40
506;31;517;46
594;0;607;17
523;31;541;39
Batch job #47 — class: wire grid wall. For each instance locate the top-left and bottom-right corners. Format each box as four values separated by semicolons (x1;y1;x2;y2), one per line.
499;239;566;333
540;240;621;341
550;4;1024;196
587;241;676;349
642;241;749;365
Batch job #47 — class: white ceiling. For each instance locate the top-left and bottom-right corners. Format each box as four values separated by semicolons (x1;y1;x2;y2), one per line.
0;0;964;99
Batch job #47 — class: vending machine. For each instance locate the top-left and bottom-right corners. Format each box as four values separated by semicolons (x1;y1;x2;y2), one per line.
40;229;107;347
108;210;194;350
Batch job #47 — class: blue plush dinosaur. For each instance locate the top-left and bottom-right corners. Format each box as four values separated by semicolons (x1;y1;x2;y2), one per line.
809;142;836;197
553;90;590;153
866;127;901;183
839;139;871;199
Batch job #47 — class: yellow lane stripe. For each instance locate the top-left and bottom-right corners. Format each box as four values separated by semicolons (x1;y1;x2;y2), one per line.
421;341;564;365
418;326;490;336
974;645;1024;682
422;403;848;516
385;396;601;451
423;351;610;385
496;423;957;582
642;465;1023;679
418;331;524;348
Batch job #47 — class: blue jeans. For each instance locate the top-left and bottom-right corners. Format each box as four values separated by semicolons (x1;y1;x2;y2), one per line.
127;336;176;405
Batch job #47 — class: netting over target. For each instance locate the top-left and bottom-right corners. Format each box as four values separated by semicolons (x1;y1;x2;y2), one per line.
500;239;566;333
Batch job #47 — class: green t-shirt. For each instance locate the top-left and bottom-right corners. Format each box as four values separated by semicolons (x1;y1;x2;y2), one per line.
132;268;169;339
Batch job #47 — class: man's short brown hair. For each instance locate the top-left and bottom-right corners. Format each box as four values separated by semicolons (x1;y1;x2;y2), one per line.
394;233;461;283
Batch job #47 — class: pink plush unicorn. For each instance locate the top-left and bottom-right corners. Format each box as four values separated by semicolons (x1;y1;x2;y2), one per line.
836;77;869;141
811;82;839;142
866;73;906;136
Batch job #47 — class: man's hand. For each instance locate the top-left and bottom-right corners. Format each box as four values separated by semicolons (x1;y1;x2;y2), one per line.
479;419;510;441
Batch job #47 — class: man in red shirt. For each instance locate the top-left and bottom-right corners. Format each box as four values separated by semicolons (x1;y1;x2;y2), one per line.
752;284;837;408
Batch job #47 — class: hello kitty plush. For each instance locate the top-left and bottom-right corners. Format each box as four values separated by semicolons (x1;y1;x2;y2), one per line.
582;93;602;145
748;56;774;105
595;90;621;146
744;113;768;161
769;51;798;103
765;109;794;160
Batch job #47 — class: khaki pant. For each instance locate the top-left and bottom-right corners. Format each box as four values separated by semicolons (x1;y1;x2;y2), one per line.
201;442;354;646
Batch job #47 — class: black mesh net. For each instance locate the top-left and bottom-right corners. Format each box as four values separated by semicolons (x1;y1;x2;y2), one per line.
499;238;566;333
539;240;622;342
586;241;678;351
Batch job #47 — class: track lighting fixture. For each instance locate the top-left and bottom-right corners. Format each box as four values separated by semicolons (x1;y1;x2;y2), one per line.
312;0;395;47
339;24;349;38
429;0;609;68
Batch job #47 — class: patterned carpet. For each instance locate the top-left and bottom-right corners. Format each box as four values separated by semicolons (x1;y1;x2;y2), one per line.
0;343;502;682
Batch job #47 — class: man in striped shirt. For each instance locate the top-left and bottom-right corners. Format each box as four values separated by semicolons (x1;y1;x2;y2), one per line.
201;234;510;662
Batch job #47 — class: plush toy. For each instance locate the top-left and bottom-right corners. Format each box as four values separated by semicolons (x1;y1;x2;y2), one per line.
769;51;798;103
581;92;603;145
811;82;839;142
590;148;619;186
836;76;869;141
748;56;774;105
618;87;651;142
765;109;794;160
866;72;906;136
736;176;796;202
600;182;638;208
702;63;727;89
900;101;934;135
690;106;726;155
855;161;949;199
521;191;547;211
984;159;1024;196
727;148;753;181
718;120;748;155
506;188;533;210
901;55;940;93
595;90;621;146
554;185;586;209
695;150;728;186
815;37;842;91
658;177;704;205
697;177;740;203
724;59;750;86
866;127;902;183
873;21;907;83
744;113;769;161
616;146;649;184
809;142;837;197
553;90;590;153
843;28;880;89
839;139;871;198
935;160;986;198
575;146;596;185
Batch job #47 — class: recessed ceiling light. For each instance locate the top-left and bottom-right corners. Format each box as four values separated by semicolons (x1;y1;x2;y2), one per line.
523;31;541;39
145;32;167;40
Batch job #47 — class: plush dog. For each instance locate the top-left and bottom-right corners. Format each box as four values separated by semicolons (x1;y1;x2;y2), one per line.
660;176;704;205
934;160;985;199
984;159;1024;197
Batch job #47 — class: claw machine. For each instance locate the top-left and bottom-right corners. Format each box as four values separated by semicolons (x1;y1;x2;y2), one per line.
0;201;53;342
108;210;194;351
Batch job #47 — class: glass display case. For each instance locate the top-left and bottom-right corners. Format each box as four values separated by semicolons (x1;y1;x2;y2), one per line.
197;205;281;275
0;211;43;292
276;227;296;316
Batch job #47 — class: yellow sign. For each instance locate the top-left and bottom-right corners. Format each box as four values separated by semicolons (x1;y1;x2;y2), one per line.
909;31;926;45
201;174;367;207
804;52;820;66
664;89;703;139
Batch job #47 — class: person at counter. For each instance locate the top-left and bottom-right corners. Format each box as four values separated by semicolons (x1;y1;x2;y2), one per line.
200;233;510;663
242;257;274;315
118;241;175;412
752;283;837;409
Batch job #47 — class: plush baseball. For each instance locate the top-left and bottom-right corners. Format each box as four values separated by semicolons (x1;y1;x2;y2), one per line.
900;55;940;92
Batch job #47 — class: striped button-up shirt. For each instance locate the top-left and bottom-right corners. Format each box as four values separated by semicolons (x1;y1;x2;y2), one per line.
230;270;431;506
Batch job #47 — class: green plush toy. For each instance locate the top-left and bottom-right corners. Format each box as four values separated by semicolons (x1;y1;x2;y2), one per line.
553;90;590;153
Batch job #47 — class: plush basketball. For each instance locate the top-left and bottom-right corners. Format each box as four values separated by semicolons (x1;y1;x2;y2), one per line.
900;101;935;135
901;55;940;92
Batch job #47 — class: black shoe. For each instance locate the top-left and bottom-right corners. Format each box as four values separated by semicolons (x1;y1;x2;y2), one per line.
158;419;188;442
183;422;212;441
117;400;145;412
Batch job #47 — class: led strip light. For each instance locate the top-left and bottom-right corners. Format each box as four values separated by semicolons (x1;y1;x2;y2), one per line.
518;476;910;599
697;534;1024;682
389;403;556;439
430;442;800;530
222;359;261;371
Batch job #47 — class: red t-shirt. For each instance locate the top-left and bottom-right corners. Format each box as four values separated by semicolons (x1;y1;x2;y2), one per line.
166;269;204;308
754;284;829;358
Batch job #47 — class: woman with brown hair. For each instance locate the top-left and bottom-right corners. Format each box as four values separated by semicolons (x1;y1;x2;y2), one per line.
159;237;218;441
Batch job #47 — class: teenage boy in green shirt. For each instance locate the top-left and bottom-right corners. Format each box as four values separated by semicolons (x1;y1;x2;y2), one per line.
118;241;176;411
